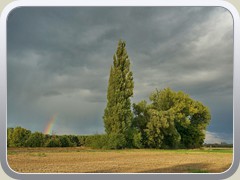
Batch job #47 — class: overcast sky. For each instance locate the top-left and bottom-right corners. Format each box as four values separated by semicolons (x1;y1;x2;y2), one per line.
7;7;233;143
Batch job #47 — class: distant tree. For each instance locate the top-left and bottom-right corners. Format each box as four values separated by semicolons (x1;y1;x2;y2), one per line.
45;137;61;147
25;132;45;147
68;135;80;146
59;135;74;147
77;136;87;146
7;128;14;147
10;126;31;147
103;40;134;148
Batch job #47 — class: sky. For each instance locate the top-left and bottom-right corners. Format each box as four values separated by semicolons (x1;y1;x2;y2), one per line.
7;7;233;143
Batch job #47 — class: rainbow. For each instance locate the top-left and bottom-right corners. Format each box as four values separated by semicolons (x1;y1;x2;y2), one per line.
44;114;57;135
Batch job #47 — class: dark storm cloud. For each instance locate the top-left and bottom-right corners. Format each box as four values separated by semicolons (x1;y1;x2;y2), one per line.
43;90;62;97
7;7;233;142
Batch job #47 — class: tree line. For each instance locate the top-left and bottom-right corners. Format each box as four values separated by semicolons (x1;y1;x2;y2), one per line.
7;127;80;147
7;126;123;148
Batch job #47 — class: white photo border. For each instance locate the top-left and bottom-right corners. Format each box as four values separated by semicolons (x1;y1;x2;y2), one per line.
0;0;239;179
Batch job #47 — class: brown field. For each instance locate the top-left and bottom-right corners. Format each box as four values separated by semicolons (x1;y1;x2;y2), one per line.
7;147;233;173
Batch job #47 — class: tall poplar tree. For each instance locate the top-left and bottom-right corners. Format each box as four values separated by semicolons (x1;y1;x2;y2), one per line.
103;40;134;148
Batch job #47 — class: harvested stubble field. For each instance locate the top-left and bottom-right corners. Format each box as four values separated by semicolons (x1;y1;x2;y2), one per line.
7;147;233;173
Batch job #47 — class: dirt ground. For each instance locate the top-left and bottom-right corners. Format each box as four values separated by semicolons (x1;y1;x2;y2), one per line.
7;147;233;173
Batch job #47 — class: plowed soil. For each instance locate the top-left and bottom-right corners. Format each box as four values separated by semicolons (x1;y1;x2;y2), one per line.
7;147;233;173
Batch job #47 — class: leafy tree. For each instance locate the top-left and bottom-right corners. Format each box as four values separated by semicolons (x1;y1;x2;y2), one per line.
77;136;87;146
146;89;182;148
7;128;14;147
176;100;211;148
145;109;174;148
133;88;211;149
84;134;109;149
10;126;31;147
26;132;45;147
132;130;143;148
45;137;61;147
106;133;127;149
68;135;80;147
59;135;74;147
103;40;134;148
132;100;149;147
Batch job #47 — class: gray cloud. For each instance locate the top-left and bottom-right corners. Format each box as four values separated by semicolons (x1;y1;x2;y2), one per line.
43;90;62;97
7;7;233;142
205;131;232;144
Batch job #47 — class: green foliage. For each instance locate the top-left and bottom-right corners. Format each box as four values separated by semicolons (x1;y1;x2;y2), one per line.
83;134;108;149
59;135;75;147
81;134;127;149
9;126;31;147
25;132;45;147
7;128;14;147
133;88;211;149
132;130;143;148
67;135;80;146
106;133;127;149
103;40;134;148
77;135;88;146
132;100;149;147
7;127;88;148
44;137;62;147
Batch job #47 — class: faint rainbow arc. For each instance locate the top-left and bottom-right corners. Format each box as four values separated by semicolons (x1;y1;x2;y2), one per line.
44;114;57;135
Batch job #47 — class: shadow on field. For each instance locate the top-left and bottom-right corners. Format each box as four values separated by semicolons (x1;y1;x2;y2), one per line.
137;163;232;173
86;163;232;173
